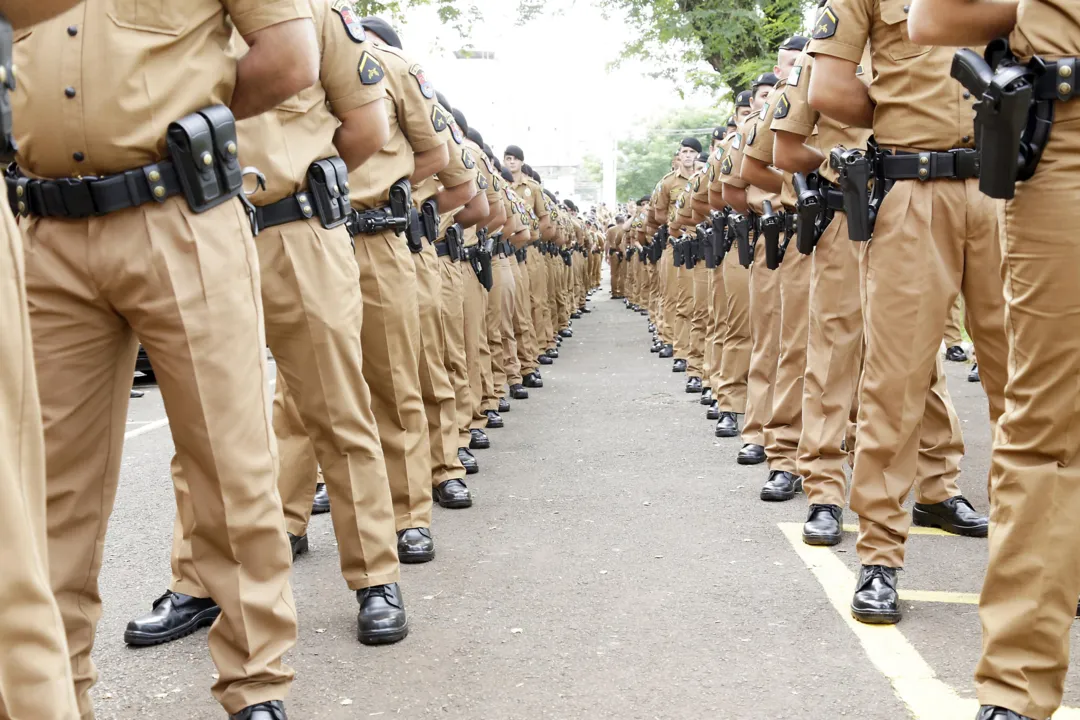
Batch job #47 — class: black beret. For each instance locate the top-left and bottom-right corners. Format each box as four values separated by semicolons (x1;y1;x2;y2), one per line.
735;90;752;107
698;152;710;164
543;189;557;201
712;126;725;140
563;199;578;212
360;16;402;49
493;157;504;172
435;91;451;112
681;137;703;153
500;167;514;183
779;35;809;52
451;108;469;134
726;115;738;127
752;72;779;90
638;195;651;204
504;145;525;161
482;143;495;160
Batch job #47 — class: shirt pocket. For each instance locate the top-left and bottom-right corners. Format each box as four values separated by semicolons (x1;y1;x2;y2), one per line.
106;0;191;36
878;0;931;61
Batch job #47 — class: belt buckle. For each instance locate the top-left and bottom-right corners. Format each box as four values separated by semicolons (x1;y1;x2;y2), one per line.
58;176;98;218
949;148;980;179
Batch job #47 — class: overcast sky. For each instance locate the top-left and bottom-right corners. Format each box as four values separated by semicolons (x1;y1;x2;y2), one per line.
393;0;722;168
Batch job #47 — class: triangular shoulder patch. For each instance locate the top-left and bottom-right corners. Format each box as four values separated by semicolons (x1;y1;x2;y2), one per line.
357;52;384;85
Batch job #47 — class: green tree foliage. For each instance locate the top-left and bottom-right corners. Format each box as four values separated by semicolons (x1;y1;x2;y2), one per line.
352;0;479;35
614;106;723;203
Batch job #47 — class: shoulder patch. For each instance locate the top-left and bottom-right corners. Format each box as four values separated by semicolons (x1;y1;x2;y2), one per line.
492;175;502;191
813;6;838;39
709;164;716;182
477;174;489;190
732;133;742;151
747;124;757;146
483;154;496;174
856;64;864;76
524;187;532;197
357;52;385;85
773;94;790;120
462;148;476;169
693;175;701;192
409;64;435;99
721;155;734;175
759;102;770;120
449;122;463;144
332;2;366;42
431;105;450;132
715;147;724;161
789;64;803;88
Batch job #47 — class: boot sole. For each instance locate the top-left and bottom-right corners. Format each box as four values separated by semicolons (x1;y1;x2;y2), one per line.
358;620;410;646
737;454;766;465
802;531;842;547
760;478;803;502
911;508;988;538
851;606;902;625
470;440;491;450
311;501;330;515
462;464;479;475
437;497;473;509
398;549;435;564
124;606;221;647
486;421;504;429
291;535;309;560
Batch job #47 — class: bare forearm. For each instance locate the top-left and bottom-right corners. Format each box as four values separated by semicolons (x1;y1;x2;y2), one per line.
909;0;1018;45
809;57;874;129
774;131;826;174
742;158;784;194
435;181;476;216
232;19;318;121
334;100;391;171
722;184;749;215
456;194;491;229
411;145;449;185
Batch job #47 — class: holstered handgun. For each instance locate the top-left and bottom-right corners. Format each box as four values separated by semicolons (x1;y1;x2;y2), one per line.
167;105;244;213
672;239;686;267
715;210;734;260
387;178;413;239
733;213;753;268
761;200;785;271
830;143;883;242
306;157;351;229
952;40;1053;199
701;224;717;269
0;14;15;163
445;223;463;261
793;172;824;255
420;198;439;242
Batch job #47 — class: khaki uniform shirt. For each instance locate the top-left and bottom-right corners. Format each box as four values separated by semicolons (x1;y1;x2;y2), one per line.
14;0;312;178
655;169;693;226
237;0;389;205
347;42;448;210
721;114;780;215
1012;0;1080;59
743;79;798;210
806;0;976;151
772;50;873;184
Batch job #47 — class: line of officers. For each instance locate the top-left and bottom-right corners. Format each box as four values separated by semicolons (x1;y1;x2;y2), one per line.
0;1;605;719
606;2;1080;716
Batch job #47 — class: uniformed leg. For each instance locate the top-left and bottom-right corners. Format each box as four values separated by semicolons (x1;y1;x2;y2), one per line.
764;247;812;473
716;249;751;413
355;230;433;532
495;255;520;387
674;264;695;361
742;240;781;447
411;246;466;490
27;199;297;715
661;248;678;346
798;214;863;507
272;375;320;539
528;247;551;353
441;257;472;449
976;118;1080;719
463;254;493;431
705;264;729;394
0;214;79;720
942;295;964;348
485;261;507;410
850;179;987;568
687;263;710;379
513;256;537;378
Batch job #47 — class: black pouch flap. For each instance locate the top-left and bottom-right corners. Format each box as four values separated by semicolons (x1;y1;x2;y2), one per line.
167;111;222;212
306;157;350;229
199;105;242;194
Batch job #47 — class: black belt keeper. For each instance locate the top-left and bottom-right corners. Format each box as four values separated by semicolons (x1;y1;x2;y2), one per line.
824;186;846;212
253;190;317;232
881;149;980;181
405;207;425;252
8;160;185;219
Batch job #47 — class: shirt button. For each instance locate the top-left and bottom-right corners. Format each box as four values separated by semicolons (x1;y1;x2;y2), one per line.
67;25;78;36
903;4;910;10
64;86;76;98
73;151;85;162
963;91;971;99
962;136;971;143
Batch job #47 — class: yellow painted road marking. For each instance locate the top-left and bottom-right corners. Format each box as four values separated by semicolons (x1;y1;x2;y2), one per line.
843;523;959;538
778;523;1080;719
900;590;979;606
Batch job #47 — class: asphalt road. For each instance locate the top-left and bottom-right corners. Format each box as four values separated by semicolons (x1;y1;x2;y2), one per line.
93;278;1080;720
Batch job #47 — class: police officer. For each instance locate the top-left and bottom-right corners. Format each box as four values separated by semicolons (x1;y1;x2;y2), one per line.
12;0;319;715
720;72;780;466
128;0;409;652
808;0;1008;624
653;138;700;366
907;0;1080;717
0;6;84;719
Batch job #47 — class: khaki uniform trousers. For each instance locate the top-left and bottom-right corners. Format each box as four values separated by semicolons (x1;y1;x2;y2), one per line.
413;243;466;488
438;255;472;450
528;246;552;353
674;264;695;361
687;263;711;378
24;197;296;715
463;247;493;431
513;255;538;377
493;253;521;387
851;177;1008;568
743;239;781;446
764;245;812;473
556;255;571;330
0;212;79;720
704;264;728;393
943;295;965;348
610;255;622;296
172;220;401;607
976;108;1080;720
662;247;679;345
484;255;509;410
716;249;751;413
354;229;433;532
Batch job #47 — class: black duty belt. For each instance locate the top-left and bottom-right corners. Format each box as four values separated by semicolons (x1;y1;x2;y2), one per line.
496;240;513;257
434;240;456;259
515;247;527;263
881;149;980;181
8;161;185;219
345;206;409;237
1034;58;1080;101
783;211;797;235
254;191;319;231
